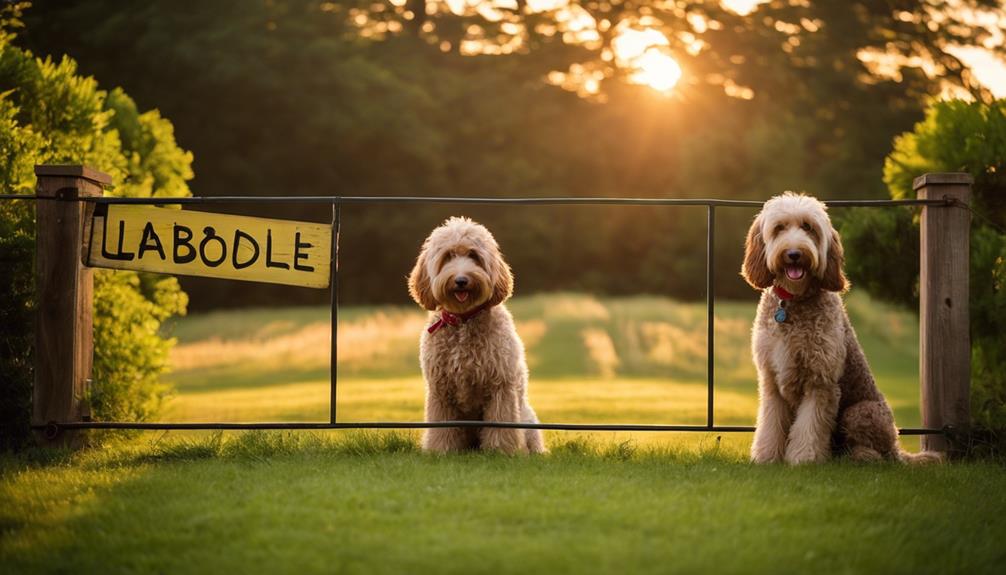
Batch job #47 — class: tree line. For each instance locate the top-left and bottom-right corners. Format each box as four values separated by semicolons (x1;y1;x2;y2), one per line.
18;0;1004;310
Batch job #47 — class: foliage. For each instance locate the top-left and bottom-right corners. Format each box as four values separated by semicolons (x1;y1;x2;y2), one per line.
377;1;1004;98
19;1;997;308
844;99;1006;431
0;2;191;449
90;272;187;423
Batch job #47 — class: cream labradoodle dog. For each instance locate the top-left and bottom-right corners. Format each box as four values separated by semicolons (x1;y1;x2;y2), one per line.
742;193;940;464
408;217;546;454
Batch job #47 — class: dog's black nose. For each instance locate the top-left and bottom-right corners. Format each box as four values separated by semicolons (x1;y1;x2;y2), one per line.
786;250;801;262
454;276;469;288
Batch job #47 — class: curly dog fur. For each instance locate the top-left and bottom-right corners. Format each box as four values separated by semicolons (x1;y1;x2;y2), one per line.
742;193;941;464
408;217;546;454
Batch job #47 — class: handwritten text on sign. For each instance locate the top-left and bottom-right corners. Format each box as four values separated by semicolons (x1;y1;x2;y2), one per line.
88;205;332;288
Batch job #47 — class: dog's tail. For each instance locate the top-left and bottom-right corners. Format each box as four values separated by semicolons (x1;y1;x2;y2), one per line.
897;449;944;464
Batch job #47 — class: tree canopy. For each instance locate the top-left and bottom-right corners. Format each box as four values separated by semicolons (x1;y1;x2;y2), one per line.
20;0;1005;308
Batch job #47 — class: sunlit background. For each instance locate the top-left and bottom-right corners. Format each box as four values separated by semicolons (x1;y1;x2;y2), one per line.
11;0;1006;439
412;0;1006;98
3;3;1005;571
16;0;1005;398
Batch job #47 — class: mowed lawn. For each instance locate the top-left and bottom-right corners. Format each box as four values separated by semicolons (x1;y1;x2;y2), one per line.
3;293;1004;574
2;434;1004;574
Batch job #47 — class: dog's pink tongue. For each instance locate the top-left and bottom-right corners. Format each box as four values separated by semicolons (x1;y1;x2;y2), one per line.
785;266;805;280
454;291;469;303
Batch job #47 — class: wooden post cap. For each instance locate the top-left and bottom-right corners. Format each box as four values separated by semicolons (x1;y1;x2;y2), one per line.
34;165;113;188
913;172;973;191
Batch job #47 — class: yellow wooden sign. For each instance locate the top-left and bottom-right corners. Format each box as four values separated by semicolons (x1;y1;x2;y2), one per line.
88;205;332;288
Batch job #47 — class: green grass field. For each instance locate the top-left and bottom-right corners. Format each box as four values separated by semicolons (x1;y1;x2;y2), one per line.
159;292;924;451
2;293;1004;573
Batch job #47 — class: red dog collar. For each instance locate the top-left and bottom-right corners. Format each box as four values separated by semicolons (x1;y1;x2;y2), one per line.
428;302;491;334
773;285;795;300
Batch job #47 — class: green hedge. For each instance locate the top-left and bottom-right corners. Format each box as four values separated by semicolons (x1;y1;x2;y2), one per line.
0;4;192;449
843;99;1006;434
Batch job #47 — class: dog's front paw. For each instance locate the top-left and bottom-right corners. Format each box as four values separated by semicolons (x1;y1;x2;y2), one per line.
480;427;528;455
422;428;469;453
750;449;782;464
784;443;829;465
751;435;786;463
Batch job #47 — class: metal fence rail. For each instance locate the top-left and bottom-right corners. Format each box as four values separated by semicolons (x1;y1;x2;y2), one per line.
0;194;953;208
2;191;951;437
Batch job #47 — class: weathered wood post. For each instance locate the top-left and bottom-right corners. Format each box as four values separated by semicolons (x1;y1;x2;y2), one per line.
33;165;110;446
915;172;971;455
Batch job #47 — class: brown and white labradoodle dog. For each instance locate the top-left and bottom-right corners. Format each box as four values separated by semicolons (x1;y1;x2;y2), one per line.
742;192;940;464
408;217;546;454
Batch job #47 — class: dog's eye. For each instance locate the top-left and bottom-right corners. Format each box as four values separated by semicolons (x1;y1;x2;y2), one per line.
774;224;785;235
468;251;481;264
801;222;813;232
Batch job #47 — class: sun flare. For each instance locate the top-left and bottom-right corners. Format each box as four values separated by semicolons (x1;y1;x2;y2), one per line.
632;50;683;92
612;28;683;93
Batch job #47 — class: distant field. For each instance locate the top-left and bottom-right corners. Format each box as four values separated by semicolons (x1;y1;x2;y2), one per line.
161;292;923;451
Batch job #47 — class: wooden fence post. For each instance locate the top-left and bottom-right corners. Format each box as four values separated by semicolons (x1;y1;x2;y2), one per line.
33;165;110;446
915;172;971;455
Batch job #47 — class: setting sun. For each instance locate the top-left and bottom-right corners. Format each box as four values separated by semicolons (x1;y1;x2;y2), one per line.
632;50;683;92
612;28;683;93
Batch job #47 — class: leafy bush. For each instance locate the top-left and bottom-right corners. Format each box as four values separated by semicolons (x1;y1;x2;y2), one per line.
0;3;192;449
843;99;1006;433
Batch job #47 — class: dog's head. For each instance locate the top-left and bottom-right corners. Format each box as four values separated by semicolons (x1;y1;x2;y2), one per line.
408;217;514;313
741;192;847;295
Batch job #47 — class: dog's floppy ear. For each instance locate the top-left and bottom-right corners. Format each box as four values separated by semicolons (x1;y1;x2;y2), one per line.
408;245;438;311
821;227;848;292
486;249;514;307
741;215;773;289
